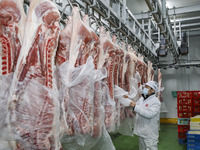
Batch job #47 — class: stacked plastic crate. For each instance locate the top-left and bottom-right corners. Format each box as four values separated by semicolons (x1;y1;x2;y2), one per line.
187;131;200;150
187;104;200;150
177;91;193;144
192;91;200;116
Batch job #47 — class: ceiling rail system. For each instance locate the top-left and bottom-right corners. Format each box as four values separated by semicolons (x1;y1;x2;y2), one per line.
145;0;179;66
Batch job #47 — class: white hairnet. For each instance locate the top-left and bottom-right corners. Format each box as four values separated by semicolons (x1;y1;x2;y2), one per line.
145;81;159;93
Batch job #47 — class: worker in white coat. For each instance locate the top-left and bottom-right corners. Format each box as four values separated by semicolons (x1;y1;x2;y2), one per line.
127;81;161;150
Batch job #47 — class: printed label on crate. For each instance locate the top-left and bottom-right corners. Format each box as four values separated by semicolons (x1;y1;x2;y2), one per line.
190;122;200;130
178;118;190;125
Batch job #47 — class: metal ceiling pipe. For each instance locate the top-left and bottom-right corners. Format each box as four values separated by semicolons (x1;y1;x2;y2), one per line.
157;62;200;68
171;16;200;23
173;22;200;28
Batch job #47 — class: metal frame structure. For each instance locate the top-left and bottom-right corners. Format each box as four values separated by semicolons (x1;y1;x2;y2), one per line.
132;0;200;69
145;0;179;65
135;4;200;20
53;0;159;63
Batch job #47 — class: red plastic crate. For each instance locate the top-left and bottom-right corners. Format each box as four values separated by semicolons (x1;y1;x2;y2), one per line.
178;132;187;139
193;105;200;111
193;111;200;117
177;91;192;99
178;112;193;118
178;125;190;132
193;104;200;116
193;91;200;98
177;98;192;106
193;108;200;117
178;105;192;112
193;98;200;106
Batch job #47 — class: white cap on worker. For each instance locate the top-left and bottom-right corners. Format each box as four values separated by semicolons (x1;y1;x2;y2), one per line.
145;81;159;93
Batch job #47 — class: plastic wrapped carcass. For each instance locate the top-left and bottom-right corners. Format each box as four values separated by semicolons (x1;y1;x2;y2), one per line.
60;56;115;149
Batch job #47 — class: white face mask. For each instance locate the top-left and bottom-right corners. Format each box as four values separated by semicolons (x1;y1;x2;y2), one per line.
142;88;149;96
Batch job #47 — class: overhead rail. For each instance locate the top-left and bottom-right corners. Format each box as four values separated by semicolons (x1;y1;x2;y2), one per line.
135;4;200;20
145;0;179;65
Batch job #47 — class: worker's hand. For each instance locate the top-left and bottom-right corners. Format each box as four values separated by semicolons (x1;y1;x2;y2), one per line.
123;95;128;98
129;101;136;107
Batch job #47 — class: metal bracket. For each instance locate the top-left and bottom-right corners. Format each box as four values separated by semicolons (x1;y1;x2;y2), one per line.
115;21;122;30
105;9;110;20
90;0;97;8
161;25;166;33
152;2;158;14
157;16;163;25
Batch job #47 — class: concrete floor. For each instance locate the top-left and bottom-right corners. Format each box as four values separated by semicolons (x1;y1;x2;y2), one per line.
111;124;187;150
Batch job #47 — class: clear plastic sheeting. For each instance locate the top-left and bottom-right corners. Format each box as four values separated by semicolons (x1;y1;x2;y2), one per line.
135;71;141;85
158;87;165;93
118;117;134;136
101;82;116;133
114;85;128;99
11;79;60;149
60;56;114;149
114;85;130;107
0;74;61;149
114;85;135;136
0;73;14;150
61;126;116;150
91;126;116;150
134;71;142;100
158;87;168;113
160;101;168;113
119;98;132;107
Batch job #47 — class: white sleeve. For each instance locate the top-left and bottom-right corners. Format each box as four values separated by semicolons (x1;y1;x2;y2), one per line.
134;100;161;119
136;97;143;104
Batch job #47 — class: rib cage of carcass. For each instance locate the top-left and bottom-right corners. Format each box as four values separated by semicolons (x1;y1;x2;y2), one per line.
0;0;155;149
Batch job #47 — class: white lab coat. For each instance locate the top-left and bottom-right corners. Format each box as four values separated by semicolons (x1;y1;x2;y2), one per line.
134;94;161;150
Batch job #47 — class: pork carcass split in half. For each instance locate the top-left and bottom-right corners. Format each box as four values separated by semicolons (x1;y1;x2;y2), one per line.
0;0;26;148
60;8;98;137
7;0;61;149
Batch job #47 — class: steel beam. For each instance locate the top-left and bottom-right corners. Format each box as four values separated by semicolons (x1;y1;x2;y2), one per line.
171;16;200;23
135;4;200;20
173;22;200;28
188;30;200;36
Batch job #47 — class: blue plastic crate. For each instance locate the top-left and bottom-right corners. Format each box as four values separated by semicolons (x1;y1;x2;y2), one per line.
188;143;200;147
187;145;200;150
187;139;200;145
178;138;187;145
187;133;200;140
